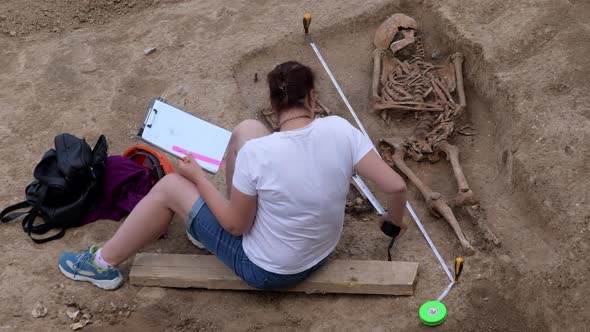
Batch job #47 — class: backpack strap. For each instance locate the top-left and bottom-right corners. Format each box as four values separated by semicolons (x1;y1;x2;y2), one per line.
22;213;66;244
0;201;32;223
386;237;395;261
0;199;64;243
20;185;66;244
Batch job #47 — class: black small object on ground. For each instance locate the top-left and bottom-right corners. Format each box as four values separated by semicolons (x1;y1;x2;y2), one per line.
381;221;401;261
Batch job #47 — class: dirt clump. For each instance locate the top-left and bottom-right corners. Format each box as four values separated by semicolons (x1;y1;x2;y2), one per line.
0;0;186;37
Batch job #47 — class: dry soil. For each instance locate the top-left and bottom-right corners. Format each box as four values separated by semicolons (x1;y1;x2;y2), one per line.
1;0;589;331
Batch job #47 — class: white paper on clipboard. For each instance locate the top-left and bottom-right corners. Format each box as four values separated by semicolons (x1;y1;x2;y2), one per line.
137;98;232;174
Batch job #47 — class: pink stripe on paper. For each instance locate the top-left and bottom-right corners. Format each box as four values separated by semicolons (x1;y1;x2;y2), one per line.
172;145;225;167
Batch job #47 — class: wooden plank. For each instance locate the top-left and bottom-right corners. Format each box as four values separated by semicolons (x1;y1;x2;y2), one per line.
130;253;419;296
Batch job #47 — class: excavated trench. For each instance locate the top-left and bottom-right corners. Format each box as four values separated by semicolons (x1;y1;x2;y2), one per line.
232;3;557;330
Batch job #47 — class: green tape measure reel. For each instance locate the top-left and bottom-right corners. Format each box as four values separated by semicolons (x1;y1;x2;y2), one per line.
419;301;447;326
418;257;464;326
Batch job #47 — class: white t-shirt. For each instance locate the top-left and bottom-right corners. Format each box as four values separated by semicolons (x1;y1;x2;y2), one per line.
232;116;374;274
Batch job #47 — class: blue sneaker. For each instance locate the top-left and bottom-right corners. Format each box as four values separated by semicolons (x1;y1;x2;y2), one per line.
58;245;123;290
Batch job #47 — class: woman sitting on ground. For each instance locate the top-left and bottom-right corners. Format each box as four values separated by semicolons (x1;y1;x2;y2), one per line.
58;61;408;290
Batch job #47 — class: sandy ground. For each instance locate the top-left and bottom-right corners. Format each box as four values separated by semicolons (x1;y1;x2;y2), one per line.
1;0;589;331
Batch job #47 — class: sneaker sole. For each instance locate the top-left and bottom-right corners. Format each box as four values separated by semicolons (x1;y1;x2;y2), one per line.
59;265;123;290
186;231;205;249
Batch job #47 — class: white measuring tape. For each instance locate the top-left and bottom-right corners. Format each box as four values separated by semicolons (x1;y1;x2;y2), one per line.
308;36;386;216
306;32;455;301
407;201;455;301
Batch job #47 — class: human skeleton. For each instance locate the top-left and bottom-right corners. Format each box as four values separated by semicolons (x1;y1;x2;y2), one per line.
372;14;499;254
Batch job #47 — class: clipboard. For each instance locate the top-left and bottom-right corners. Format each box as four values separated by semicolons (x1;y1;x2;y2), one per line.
137;97;232;174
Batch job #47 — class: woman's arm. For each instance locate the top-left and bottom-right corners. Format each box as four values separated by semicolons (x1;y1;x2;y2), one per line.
354;150;408;237
178;155;257;236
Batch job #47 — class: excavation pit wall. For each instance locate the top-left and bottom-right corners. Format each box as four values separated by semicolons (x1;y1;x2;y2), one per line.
233;2;588;329
234;5;528;257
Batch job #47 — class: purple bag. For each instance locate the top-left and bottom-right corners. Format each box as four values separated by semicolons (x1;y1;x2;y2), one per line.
84;156;154;224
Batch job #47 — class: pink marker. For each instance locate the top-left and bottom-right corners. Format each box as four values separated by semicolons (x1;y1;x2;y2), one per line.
172;145;225;168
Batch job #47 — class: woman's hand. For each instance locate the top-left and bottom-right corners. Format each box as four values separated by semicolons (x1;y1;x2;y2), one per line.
380;210;408;239
176;153;205;184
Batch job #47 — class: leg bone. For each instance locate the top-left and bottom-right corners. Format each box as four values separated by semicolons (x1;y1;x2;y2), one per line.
431;198;476;255
451;52;466;109
372;49;384;104
436;141;478;207
387;141;475;255
463;205;501;247
374;102;445;112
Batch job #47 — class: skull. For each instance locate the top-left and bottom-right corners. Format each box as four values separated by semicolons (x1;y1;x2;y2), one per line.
373;13;418;53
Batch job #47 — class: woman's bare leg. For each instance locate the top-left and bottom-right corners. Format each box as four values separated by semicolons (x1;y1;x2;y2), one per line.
101;173;200;265
100;119;269;265
225;120;270;197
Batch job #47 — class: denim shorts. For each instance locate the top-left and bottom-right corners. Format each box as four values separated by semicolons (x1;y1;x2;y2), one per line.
186;197;326;289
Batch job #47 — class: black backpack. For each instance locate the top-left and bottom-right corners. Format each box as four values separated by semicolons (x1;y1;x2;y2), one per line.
0;134;108;243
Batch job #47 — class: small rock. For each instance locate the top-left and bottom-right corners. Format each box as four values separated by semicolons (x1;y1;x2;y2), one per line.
80;63;98;74
67;310;80;321
70;319;90;330
144;47;157;55
82;313;92;320
362;218;371;221
31;302;48;318
499;254;512;264
127;2;136;8
9;30;17;37
431;49;442;60
89;301;103;314
354;197;364;205
565;145;574;155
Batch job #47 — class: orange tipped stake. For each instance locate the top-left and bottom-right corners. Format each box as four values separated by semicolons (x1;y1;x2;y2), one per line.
454;257;464;282
303;13;312;34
